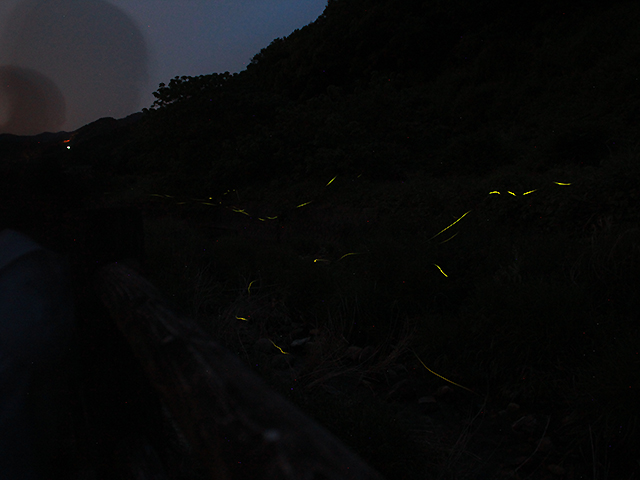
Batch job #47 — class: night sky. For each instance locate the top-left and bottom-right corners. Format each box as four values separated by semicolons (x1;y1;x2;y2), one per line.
0;0;327;134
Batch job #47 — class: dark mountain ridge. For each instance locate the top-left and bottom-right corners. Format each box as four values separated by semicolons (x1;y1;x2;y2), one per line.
5;0;638;190
110;0;639;196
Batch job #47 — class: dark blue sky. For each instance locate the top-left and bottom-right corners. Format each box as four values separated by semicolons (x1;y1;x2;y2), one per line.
0;0;327;134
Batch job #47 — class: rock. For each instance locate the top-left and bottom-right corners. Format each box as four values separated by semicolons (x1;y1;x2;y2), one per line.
507;402;520;413
345;345;363;362
435;385;454;397
290;336;310;348
418;396;439;413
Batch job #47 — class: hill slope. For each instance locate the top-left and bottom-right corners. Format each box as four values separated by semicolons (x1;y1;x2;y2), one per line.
94;0;638;196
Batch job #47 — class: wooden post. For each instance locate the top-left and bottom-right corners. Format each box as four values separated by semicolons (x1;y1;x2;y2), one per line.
93;262;385;480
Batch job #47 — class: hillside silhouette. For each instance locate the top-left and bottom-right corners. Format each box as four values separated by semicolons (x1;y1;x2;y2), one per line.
96;0;637;194
2;0;640;478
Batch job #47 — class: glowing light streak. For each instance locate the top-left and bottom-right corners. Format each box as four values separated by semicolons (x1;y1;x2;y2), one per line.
439;233;458;244
412;350;477;394
338;252;363;261
231;208;249;216
428;210;471;241
270;340;289;354
433;264;448;277
145;176;572;287
490;189;538;196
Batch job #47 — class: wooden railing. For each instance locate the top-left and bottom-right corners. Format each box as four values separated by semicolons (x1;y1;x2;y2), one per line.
93;261;385;480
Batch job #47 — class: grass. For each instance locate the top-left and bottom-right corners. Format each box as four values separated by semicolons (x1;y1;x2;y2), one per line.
99;144;637;479
9;134;627;477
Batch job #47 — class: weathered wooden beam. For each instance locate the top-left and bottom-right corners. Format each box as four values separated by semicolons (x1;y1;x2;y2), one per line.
94;262;385;480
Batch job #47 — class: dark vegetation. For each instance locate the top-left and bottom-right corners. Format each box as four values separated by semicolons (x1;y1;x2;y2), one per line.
2;0;640;478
